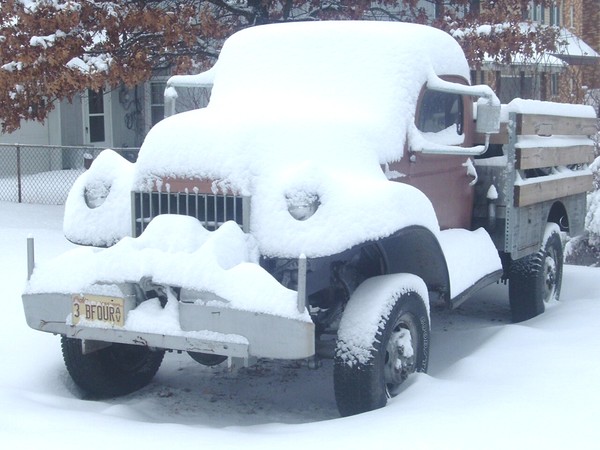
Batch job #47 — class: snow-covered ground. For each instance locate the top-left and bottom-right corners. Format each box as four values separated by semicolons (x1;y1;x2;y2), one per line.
2;200;600;449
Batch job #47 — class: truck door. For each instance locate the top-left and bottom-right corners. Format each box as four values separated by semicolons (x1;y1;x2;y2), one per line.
388;87;476;230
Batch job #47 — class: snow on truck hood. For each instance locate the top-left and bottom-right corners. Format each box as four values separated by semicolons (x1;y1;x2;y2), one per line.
67;22;472;257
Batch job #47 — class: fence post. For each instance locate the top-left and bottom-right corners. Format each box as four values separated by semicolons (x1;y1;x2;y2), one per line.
16;144;22;203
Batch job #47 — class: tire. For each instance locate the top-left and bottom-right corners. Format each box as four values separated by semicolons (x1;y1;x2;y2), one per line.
334;289;430;417
187;352;227;366
509;223;563;323
61;337;165;398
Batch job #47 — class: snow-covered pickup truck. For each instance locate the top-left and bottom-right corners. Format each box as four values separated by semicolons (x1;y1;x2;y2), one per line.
22;21;597;416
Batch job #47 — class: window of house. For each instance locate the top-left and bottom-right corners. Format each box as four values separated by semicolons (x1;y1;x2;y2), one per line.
150;82;167;127
557;2;562;26
498;74;535;103
570;4;574;27
549;2;561;26
416;89;464;135
88;89;105;143
531;1;547;24
551;73;560;96
540;4;545;23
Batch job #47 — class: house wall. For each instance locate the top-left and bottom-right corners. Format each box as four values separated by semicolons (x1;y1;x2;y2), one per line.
111;86;144;148
0;107;63;177
476;1;599;103
56;88;142;169
60;88;141;148
0;107;61;145
566;0;584;33
60;96;84;146
558;0;600;102
580;0;600;89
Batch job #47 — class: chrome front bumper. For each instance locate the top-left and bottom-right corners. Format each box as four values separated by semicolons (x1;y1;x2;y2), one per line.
22;287;315;360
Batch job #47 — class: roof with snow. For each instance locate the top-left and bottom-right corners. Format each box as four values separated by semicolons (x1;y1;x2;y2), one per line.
467;25;600;70
552;28;600;65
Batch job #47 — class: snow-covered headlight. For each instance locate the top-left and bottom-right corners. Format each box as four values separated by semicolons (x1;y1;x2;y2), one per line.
84;182;110;209
286;192;320;221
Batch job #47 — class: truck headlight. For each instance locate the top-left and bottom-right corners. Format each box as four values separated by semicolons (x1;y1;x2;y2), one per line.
286;192;320;221
84;182;110;209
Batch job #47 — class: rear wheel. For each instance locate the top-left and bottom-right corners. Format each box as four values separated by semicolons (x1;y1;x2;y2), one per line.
334;282;430;417
61;337;164;398
509;223;563;322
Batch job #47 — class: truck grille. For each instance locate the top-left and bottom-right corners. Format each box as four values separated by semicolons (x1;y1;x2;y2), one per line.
133;191;248;237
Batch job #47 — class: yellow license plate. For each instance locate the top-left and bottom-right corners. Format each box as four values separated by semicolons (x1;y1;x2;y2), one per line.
72;294;125;327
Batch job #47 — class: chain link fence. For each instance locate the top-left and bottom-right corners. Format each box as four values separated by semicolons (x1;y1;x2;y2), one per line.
0;144;139;205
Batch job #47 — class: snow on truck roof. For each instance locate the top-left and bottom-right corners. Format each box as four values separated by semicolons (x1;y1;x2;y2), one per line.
168;21;470;93
209;21;470;110
137;21;470;185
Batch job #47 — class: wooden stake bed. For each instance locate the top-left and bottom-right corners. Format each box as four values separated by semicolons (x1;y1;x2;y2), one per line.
515;145;595;170
511;112;596;208
516;114;598;137
474;107;596;259
515;173;593;207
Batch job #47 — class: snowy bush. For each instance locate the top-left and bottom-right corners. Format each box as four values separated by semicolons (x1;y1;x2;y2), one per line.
586;156;600;239
566;153;600;266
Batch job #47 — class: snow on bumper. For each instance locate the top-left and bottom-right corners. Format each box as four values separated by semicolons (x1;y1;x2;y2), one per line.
22;288;315;359
22;215;314;359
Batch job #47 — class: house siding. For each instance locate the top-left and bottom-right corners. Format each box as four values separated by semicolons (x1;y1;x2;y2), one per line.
60;96;84;146
110;87;143;148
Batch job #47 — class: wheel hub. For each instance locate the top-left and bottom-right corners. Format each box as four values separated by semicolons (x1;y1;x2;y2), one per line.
384;319;416;394
543;253;557;302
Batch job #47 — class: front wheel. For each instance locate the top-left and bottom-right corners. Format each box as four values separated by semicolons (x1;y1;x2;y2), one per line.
61;337;165;398
509;223;563;322
333;275;430;416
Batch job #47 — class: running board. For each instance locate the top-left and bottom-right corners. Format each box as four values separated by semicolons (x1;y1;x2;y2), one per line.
449;269;504;309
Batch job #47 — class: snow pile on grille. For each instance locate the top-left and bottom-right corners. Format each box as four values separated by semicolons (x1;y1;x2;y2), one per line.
27;215;308;321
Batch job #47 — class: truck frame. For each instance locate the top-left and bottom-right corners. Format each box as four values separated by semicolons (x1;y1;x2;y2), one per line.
22;21;596;417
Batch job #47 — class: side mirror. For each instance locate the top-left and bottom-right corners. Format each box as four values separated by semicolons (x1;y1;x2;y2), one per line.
476;103;501;135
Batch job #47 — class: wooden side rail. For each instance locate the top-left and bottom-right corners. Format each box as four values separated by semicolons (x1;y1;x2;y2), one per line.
511;112;596;207
516;114;598;136
475;113;597;146
515;145;596;170
514;172;593;207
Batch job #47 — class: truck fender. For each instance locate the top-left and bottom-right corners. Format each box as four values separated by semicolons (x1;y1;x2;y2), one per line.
377;226;451;305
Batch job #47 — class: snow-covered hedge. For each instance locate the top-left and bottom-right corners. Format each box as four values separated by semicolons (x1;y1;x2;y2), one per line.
585;156;600;240
566;152;600;266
